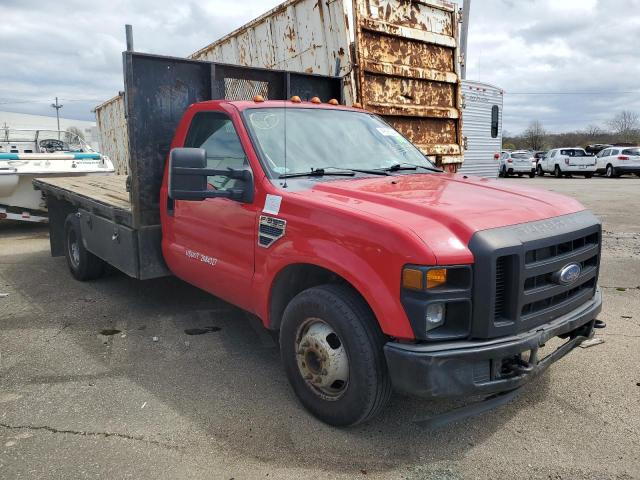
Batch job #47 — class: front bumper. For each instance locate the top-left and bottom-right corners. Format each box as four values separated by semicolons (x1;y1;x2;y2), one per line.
508;164;534;173
384;288;602;398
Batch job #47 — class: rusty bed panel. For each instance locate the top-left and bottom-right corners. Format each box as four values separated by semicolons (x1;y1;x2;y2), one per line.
354;0;463;167
387;116;460;154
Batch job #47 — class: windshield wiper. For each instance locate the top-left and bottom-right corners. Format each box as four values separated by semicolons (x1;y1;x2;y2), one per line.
279;166;393;179
382;163;443;173
279;168;356;179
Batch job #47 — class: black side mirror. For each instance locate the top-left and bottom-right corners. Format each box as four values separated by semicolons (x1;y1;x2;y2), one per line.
168;148;254;203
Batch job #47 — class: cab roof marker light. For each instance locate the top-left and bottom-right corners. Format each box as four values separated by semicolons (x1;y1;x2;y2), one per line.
310;97;322;104
290;95;302;103
253;95;265;103
328;99;339;105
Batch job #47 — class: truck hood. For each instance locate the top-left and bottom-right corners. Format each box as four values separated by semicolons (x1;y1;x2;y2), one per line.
303;174;586;263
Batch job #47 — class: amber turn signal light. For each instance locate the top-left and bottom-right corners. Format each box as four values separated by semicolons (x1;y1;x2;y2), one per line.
328;98;339;105
310;96;322;104
427;269;447;289
290;95;301;103
402;268;423;291
253;95;265;103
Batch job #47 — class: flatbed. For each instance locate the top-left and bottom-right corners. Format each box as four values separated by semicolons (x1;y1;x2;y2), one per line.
33;175;132;226
33;174;168;280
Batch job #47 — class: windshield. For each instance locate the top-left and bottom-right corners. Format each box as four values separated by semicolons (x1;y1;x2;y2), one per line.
0;129;91;152
243;107;435;177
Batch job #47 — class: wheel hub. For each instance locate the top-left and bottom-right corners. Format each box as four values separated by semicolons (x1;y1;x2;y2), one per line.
68;232;80;267
295;319;349;398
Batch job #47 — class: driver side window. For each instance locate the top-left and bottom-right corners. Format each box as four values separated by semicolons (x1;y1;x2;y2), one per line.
184;112;248;192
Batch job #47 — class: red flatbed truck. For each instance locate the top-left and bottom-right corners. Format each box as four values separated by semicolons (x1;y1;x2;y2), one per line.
35;52;604;426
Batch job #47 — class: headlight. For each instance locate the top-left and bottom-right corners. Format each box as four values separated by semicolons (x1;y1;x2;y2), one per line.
426;303;446;331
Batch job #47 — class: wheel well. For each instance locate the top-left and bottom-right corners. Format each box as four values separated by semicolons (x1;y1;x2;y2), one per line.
268;264;364;331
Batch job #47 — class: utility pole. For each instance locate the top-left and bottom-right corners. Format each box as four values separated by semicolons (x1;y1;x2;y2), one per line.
460;0;471;80
51;97;63;139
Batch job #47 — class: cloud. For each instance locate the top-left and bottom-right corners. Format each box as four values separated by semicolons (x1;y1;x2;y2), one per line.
0;0;282;120
465;0;640;132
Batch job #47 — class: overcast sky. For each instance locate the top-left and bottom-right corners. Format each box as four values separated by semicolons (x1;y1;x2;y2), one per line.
1;0;639;134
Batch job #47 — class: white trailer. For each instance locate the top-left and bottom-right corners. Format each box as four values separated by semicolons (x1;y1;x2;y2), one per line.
458;80;503;178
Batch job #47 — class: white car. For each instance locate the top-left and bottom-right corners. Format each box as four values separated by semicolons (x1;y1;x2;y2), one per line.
595;146;640;177
537;148;596;178
498;151;535;177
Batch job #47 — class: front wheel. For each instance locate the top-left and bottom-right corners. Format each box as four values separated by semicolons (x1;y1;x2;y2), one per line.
64;213;105;281
537;165;545;176
605;164;617;178
280;284;392;426
529;171;536;178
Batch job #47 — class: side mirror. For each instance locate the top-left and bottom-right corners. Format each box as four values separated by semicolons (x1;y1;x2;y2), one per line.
168;148;254;203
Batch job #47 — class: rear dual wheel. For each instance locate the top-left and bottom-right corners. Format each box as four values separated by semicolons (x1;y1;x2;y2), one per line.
280;284;392;426
64;214;105;281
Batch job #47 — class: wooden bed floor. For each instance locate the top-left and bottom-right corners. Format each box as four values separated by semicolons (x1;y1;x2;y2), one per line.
35;175;131;210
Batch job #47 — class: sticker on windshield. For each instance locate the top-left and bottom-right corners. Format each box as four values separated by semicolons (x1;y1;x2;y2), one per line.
263;194;282;215
376;127;401;137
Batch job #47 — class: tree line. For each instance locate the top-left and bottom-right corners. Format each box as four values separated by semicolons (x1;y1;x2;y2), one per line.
503;110;640;151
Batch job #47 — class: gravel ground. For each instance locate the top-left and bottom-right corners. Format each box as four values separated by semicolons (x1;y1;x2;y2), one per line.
0;176;638;479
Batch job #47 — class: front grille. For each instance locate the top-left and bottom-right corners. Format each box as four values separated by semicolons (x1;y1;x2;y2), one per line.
469;211;601;339
503;229;600;330
494;256;507;320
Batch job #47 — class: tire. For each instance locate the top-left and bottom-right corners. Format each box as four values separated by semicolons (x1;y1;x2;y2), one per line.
537;165;545;176
64;213;105;281
554;165;562;178
517;173;523;177
529;171;536;178
279;284;392;426
605;164;617;178
498;166;506;178
584;173;593;179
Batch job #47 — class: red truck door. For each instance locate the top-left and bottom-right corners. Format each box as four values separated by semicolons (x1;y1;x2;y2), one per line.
166;111;256;311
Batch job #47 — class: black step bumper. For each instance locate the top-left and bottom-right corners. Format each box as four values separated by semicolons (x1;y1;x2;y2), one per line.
384;288;602;398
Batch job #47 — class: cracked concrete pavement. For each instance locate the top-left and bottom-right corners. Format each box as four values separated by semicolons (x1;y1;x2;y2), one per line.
1;176;639;479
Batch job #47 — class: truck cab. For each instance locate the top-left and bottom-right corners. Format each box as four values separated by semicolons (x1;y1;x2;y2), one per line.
36;53;604;427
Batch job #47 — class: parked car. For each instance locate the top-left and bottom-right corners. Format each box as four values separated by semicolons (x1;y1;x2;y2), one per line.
533;151;547;165
585;144;611;156
595;146;640;177
498;151;535;177
537;148;596;178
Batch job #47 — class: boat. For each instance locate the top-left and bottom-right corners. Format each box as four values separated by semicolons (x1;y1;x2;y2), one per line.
0;128;114;222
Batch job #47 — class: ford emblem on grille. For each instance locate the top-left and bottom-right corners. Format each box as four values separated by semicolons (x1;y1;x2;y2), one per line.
552;263;582;285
